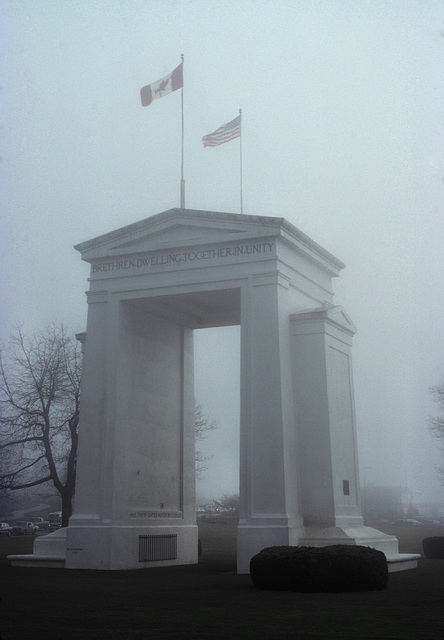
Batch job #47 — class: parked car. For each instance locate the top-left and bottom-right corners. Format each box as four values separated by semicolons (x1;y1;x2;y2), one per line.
393;518;423;526
29;516;50;531
48;512;62;531
0;522;12;536
12;521;38;536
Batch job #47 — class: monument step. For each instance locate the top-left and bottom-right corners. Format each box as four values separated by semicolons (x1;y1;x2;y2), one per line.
7;551;420;572
8;554;66;568
386;553;421;572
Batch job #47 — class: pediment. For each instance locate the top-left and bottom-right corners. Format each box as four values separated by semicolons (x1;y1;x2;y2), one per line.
74;208;284;260
326;306;356;333
74;208;345;275
109;223;246;255
291;305;357;334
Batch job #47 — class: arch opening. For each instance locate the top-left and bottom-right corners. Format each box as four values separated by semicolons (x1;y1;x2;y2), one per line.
194;325;240;508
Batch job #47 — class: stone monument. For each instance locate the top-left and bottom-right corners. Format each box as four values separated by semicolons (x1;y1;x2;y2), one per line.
9;209;419;572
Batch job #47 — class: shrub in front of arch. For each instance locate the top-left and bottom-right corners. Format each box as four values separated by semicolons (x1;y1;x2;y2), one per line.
422;537;444;559
249;545;388;592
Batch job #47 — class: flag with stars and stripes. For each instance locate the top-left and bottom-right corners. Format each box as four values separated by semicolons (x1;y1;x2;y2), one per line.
202;115;241;147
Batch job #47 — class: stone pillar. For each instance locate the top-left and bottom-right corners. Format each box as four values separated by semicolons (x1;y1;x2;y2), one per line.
285;304;404;565
68;291;110;520
66;298;198;569
237;273;303;573
290;306;363;528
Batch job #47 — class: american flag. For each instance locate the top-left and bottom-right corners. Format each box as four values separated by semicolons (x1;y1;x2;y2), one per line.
202;115;241;147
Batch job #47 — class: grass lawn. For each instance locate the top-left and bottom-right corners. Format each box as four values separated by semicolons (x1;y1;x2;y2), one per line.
1;521;444;639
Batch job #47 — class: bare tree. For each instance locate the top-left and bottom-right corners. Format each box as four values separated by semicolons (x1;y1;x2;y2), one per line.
0;325;81;527
429;378;444;481
194;404;219;479
430;379;444;437
213;492;239;517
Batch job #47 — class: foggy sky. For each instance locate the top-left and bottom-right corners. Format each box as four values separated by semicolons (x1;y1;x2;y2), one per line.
1;1;443;506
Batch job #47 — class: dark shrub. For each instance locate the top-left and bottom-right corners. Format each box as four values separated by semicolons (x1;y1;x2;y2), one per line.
422;537;444;559
250;545;388;592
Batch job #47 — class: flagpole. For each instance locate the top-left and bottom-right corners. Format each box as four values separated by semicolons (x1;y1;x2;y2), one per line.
180;54;185;209
239;108;243;215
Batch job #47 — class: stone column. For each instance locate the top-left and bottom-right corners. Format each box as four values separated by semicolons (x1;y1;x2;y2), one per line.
69;290;110;521
66;290;115;566
237;273;302;573
67;298;198;569
290;306;364;528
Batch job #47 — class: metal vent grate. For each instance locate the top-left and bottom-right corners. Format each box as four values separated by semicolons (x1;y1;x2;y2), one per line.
139;534;178;562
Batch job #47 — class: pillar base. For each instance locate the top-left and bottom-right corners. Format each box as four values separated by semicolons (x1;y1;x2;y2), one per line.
237;524;420;574
8;524;200;570
66;523;199;569
298;525;400;555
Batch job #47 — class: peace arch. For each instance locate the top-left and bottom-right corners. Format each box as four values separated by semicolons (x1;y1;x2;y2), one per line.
10;209;418;571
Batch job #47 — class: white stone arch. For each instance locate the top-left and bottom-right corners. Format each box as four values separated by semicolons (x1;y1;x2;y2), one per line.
9;209;418;572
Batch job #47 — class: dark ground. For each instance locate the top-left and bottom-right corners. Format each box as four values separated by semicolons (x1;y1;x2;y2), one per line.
1;522;444;640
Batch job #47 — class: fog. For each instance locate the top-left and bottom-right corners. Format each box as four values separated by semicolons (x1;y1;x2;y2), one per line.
1;1;443;508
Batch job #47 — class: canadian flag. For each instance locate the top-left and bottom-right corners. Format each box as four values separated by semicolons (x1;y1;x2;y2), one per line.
140;62;183;107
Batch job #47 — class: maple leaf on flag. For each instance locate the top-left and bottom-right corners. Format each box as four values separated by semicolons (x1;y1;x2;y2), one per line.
140;63;183;107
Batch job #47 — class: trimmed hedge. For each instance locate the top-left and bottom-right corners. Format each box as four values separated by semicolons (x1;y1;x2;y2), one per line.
422;536;444;559
250;545;388;592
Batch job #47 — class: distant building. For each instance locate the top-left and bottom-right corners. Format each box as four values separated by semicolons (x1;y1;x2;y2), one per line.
361;486;405;523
